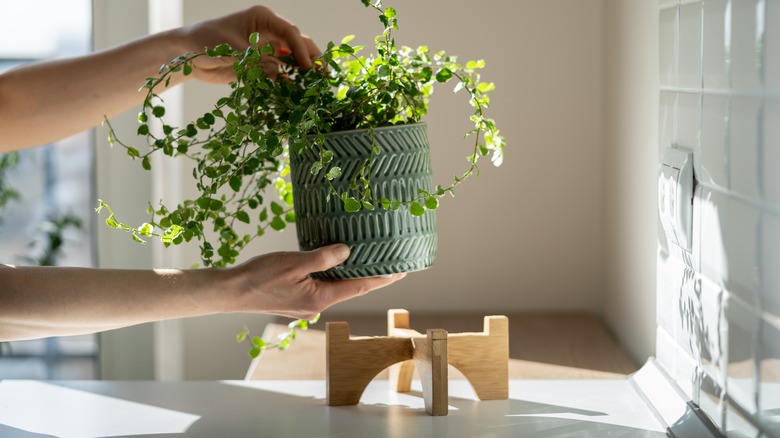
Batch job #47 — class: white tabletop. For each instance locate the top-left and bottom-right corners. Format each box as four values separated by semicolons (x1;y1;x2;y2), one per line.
0;378;665;437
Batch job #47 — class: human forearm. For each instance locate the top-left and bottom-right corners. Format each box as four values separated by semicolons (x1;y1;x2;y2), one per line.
0;5;320;153
0;246;405;341
0;31;189;152
0;264;235;340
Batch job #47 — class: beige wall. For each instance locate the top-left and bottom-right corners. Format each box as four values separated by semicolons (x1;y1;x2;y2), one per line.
173;0;609;378
95;1;635;379
602;1;659;364
182;0;608;313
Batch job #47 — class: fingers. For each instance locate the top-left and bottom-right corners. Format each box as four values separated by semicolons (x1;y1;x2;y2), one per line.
260;8;315;69
316;273;407;308
301;35;322;65
295;244;351;275
260;55;283;77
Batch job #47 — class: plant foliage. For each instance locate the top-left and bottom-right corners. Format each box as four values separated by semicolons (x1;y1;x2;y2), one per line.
99;0;504;356
101;0;504;269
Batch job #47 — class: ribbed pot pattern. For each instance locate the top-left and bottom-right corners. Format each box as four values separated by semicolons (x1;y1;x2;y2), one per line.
289;123;437;279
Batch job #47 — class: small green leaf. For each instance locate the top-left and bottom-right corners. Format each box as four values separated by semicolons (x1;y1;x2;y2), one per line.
270;216;286;230
132;234;146;244
246;68;262;81
310;161;323;175
344;197;361;213
435;68;453;83
338;43;354;54
410;202;425;217
152;106;166;118
161;225;184;244
183;62;192;76
137;112;148;123
141;156;152;171
127;147;140;158
214;43;232;56
138;222;154;237
137;124;149;136
261;44;274;55
321;150;334;163
210;199;224;210
236;211;250;224
326;166;342;180
249;347;262;358
381;198;390;210
249;32;260;45
105;216;119;229
285;211;296;223
384;7;396;18
362;201;375;211
425;196;439;210
270;201;284;216
259;208;268;222
252;337;266;348
341;34;356;44
229;175;242;192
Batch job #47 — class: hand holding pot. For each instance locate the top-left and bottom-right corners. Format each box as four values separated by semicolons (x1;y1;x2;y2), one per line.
230;244;406;320
0;244;404;341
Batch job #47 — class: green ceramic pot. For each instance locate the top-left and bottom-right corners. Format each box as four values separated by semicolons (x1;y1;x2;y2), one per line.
289;123;437;279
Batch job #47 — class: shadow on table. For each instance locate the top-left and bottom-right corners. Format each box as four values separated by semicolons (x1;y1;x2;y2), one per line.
43;381;666;438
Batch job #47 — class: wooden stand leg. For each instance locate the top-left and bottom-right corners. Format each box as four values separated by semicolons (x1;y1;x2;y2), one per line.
326;310;508;416
448;316;509;400
412;329;449;416
388;310;510;401
326;322;413;406
387;309;415;392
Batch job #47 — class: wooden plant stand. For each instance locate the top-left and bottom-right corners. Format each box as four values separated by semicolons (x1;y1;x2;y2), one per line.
326;309;509;416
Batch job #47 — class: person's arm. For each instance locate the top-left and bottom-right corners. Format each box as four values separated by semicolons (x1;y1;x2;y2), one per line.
0;244;404;341
0;5;319;152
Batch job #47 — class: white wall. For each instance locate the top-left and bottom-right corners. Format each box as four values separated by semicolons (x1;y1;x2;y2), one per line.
179;0;609;312
601;1;659;365
92;0;609;379
655;1;780;435
172;0;609;378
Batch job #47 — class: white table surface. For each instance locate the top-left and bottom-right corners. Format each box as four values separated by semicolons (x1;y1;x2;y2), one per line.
0;378;666;437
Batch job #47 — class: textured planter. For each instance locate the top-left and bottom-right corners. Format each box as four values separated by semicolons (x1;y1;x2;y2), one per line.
289;123;437;279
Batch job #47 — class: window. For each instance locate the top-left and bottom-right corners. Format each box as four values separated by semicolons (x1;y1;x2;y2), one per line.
0;0;98;379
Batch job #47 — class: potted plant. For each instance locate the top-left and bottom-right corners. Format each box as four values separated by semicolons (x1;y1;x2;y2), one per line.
99;0;504;354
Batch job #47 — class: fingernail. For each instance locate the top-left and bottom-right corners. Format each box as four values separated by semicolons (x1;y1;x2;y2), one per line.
334;244;350;262
278;47;291;56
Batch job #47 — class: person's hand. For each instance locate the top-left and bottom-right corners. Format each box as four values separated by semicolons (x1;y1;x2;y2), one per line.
173;5;320;84
229;244;405;320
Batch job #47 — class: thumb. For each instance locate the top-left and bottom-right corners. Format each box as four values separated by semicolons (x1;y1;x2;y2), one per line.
297;244;350;274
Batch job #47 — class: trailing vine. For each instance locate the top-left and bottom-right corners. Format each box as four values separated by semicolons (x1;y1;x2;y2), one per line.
99;0;505;357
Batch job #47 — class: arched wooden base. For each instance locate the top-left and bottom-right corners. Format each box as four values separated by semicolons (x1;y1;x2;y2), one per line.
325;309;508;416
388;309;509;401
